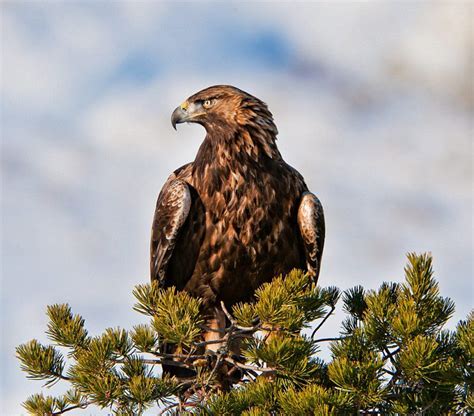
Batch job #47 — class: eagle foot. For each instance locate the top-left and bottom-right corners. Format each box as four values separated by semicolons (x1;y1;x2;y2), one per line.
192;358;210;368
192;349;219;369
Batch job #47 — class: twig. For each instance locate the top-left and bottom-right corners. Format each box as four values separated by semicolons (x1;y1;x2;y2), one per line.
382;347;400;362
418;393;438;414
114;357;194;369
193;331;252;348
206;352;225;386
382;346;400;372
157;393;209;415
313;336;346;343
149;352;207;360
224;357;276;374
198;324;225;334
311;305;335;338
47;370;71;382
193;338;228;347
382;368;397;376
220;301;236;324
220;301;261;331
146;358;193;368
158;401;179;416
51;401;91;415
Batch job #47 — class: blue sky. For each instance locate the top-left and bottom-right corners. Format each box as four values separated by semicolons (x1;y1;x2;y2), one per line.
1;2;472;414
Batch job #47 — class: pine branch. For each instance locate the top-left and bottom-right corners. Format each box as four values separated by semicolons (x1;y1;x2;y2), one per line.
17;254;468;415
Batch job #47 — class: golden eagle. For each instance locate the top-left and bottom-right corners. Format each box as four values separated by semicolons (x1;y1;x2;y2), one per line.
150;85;324;375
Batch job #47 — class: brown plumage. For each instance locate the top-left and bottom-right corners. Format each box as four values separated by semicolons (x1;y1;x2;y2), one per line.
150;85;324;378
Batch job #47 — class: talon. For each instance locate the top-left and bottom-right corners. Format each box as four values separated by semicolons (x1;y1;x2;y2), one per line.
192;358;208;368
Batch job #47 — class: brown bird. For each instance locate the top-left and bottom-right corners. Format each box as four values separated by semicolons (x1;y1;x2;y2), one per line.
150;85;324;377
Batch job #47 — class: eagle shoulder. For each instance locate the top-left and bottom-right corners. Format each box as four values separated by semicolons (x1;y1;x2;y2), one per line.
297;192;325;283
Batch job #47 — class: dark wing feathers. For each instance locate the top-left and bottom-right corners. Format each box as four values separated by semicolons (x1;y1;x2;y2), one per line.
297;192;325;283
150;178;192;284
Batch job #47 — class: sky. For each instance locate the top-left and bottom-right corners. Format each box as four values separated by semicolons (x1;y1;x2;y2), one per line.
1;1;473;414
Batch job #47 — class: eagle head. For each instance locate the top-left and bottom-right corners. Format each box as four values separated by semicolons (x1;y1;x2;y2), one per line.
171;85;278;138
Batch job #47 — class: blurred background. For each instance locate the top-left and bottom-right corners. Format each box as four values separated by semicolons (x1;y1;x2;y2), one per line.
1;1;472;414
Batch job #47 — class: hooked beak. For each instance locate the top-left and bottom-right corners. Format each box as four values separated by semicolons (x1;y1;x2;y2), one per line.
171;100;205;130
171;106;189;130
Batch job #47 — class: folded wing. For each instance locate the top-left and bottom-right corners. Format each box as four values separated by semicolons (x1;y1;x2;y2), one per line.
150;178;192;285
297;192;325;283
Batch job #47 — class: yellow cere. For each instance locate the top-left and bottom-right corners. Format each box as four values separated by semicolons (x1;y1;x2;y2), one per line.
180;101;189;111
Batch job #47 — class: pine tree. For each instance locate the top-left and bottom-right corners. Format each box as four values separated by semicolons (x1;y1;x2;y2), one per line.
17;253;473;415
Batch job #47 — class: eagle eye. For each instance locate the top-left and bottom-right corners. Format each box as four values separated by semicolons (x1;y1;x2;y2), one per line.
203;99;215;109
